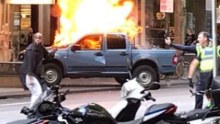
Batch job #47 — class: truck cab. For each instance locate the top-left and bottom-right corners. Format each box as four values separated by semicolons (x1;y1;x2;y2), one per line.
37;33;176;88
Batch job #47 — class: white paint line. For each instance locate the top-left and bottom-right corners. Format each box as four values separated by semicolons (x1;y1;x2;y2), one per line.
0;102;29;107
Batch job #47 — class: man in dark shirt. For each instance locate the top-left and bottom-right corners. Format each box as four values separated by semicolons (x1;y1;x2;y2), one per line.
20;32;56;116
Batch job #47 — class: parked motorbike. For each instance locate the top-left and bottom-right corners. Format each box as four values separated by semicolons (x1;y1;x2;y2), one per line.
7;78;161;124
7;85;69;124
8;76;220;124
64;78;184;124
174;76;220;124
138;76;220;124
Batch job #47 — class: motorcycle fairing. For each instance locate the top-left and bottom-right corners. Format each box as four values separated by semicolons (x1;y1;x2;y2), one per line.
181;109;210;121
115;98;141;122
117;118;143;124
70;103;117;124
143;103;176;121
189;116;220;124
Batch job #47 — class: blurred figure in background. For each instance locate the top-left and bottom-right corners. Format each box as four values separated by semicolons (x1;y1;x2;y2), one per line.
27;27;34;46
185;28;196;46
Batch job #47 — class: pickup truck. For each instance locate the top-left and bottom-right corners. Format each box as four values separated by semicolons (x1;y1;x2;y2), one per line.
40;33;177;88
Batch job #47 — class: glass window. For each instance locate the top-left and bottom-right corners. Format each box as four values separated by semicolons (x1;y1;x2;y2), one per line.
78;35;102;50
107;34;126;49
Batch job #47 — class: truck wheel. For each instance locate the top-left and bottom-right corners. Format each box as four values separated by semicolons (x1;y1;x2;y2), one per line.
114;77;127;85
44;63;62;86
132;65;156;88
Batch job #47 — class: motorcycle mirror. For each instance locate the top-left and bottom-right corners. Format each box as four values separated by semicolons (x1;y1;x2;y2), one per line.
148;82;160;90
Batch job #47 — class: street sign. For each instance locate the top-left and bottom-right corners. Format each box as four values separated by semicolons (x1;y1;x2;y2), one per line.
160;0;174;13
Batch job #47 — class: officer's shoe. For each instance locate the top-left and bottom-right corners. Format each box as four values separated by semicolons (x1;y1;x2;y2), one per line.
20;106;34;115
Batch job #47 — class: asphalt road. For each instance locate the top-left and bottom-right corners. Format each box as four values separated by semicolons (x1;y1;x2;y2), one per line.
0;85;209;124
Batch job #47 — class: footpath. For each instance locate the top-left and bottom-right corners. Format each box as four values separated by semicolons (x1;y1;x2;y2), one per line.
0;76;187;99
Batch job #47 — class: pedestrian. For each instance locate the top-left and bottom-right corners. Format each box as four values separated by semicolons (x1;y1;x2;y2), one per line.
184;28;196;46
27;27;34;46
20;33;27;51
19;32;56;117
165;31;220;109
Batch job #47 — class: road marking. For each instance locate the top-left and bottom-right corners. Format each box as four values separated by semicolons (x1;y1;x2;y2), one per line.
0;102;29;107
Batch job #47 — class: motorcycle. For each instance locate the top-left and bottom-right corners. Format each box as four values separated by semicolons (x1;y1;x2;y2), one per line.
59;78;181;124
66;77;220;124
7;85;70;124
173;76;220;124
136;76;220;124
7;78;163;124
8;76;220;124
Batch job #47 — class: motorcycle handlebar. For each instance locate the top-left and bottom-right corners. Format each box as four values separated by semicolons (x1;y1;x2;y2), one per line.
189;88;210;96
147;95;156;102
141;91;156;102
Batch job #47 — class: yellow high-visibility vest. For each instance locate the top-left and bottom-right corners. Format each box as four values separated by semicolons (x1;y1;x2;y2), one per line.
199;46;214;72
195;43;220;72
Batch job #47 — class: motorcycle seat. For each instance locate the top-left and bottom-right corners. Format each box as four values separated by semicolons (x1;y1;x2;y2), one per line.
145;103;176;115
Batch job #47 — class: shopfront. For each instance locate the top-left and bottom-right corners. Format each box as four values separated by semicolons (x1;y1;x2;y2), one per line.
0;0;54;63
143;0;174;48
0;0;54;77
137;0;174;48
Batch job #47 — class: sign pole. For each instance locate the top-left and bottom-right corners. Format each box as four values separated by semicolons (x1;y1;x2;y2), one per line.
212;0;218;77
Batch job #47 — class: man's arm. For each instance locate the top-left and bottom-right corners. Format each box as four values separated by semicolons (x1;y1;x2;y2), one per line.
26;50;36;75
42;46;57;59
165;37;197;53
188;58;199;79
187;58;199;88
170;43;197;53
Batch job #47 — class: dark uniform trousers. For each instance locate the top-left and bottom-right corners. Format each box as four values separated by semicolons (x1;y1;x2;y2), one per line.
195;71;213;109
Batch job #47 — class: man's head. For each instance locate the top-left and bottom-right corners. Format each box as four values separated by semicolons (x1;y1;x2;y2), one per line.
186;28;193;35
197;31;210;47
33;32;43;45
29;28;33;33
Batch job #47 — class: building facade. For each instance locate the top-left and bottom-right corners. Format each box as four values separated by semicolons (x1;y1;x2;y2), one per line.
0;0;54;62
0;0;218;62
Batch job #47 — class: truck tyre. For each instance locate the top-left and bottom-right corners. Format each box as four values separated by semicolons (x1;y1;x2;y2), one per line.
43;63;62;86
114;77;127;85
132;65;156;88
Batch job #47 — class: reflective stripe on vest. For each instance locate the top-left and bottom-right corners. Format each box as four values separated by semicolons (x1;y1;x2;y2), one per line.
199;47;213;72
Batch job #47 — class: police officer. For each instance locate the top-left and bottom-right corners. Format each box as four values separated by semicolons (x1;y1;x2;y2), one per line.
165;31;218;109
19;32;56;115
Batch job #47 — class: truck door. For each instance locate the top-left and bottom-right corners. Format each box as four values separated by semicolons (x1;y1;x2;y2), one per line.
105;34;129;73
67;34;105;73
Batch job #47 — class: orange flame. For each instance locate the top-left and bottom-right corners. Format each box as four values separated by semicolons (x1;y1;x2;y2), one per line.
53;0;141;47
